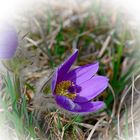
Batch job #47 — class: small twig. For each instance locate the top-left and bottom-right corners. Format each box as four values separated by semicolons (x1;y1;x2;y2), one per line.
48;26;61;49
133;74;140;94
33;17;54;63
87;117;105;140
60;127;65;140
98;35;111;58
21;32;29;40
74;122;94;129
25;37;49;58
25;39;43;48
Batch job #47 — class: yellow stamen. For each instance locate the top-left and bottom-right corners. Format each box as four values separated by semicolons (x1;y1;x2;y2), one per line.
55;80;76;100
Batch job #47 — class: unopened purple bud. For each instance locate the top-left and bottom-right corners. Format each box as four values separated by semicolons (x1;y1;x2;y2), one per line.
0;21;18;59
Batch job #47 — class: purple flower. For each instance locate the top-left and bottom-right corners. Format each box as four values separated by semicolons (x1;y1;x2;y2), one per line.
52;49;109;114
0;21;18;59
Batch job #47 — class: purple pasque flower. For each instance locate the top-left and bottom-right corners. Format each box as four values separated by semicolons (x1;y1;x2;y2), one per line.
0;21;18;59
52;49;108;114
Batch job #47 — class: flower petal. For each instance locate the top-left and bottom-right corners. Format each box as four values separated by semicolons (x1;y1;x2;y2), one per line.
63;62;99;85
57;49;78;82
74;76;109;103
55;95;76;111
51;68;58;93
75;101;105;113
55;95;105;113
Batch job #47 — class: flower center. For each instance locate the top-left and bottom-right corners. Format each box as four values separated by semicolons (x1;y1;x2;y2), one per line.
55;80;76;100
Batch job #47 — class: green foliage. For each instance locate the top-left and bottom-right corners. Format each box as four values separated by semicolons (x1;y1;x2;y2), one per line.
54;30;65;57
0;72;36;139
105;41;136;107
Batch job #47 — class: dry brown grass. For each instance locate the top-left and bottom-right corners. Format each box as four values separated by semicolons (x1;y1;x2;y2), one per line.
1;0;140;140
